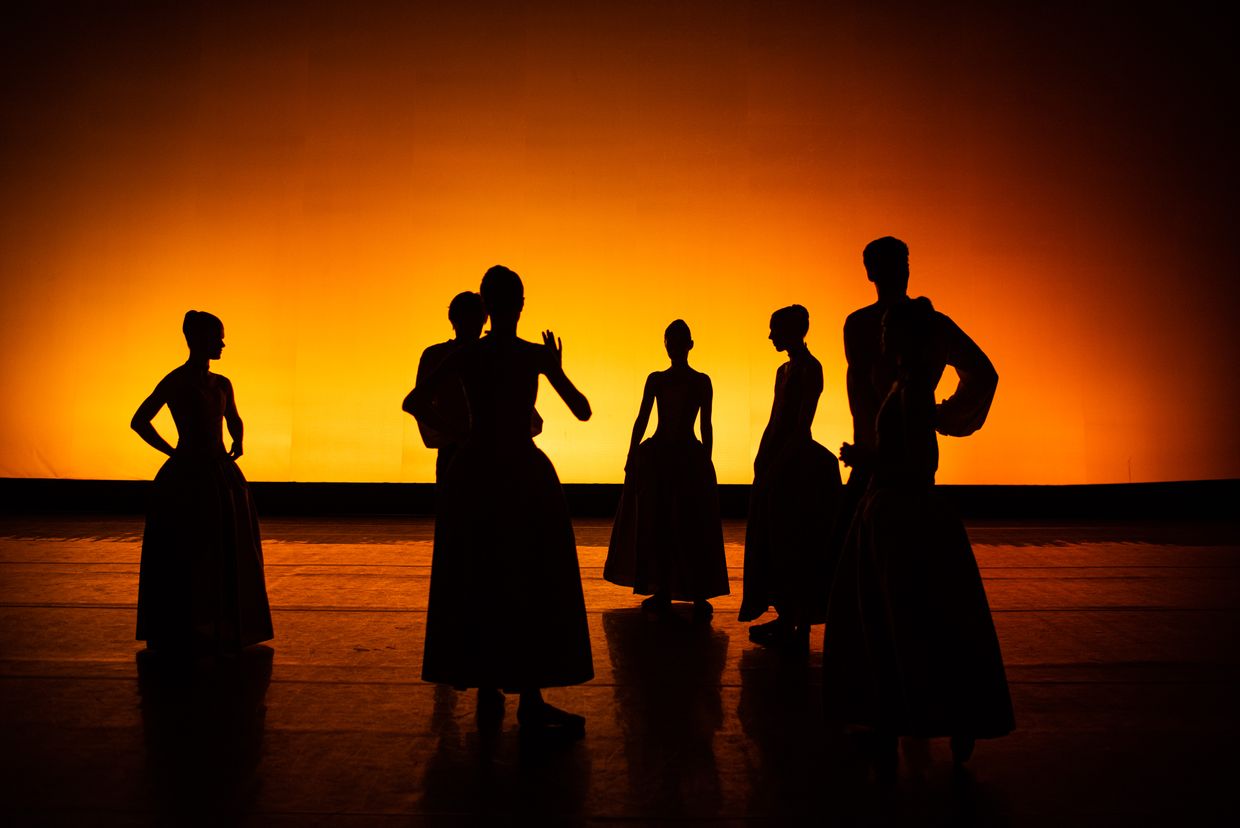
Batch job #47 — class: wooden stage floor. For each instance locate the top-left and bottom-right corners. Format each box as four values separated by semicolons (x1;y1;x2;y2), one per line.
1;516;1237;825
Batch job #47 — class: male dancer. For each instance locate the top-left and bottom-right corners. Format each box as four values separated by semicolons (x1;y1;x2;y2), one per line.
404;292;487;480
839;236;998;479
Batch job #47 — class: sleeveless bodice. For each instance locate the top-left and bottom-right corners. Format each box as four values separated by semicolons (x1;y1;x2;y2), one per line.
651;371;703;441
166;371;227;456
458;336;540;446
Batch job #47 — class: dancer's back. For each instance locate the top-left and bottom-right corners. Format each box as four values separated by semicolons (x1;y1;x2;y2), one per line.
158;366;229;455
651;366;709;441
455;335;543;447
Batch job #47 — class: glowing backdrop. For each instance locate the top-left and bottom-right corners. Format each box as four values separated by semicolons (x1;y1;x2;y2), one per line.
1;1;1237;485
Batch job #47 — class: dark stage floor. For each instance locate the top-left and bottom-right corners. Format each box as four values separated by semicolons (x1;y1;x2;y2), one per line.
1;516;1237;825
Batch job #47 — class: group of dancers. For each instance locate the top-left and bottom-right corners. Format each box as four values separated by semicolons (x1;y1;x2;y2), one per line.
131;235;1014;773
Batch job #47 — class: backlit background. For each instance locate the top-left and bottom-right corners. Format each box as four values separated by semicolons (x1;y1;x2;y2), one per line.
2;1;1236;485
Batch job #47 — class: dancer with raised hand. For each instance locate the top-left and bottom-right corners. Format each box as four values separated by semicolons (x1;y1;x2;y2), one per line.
407;265;593;737
739;305;842;649
604;319;728;619
824;297;1013;778
131;310;274;655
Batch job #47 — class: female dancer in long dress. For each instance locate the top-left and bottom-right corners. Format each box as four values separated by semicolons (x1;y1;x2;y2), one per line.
739;305;842;648
823;297;1013;774
131;311;274;654
604;319;728;618
408;265;593;735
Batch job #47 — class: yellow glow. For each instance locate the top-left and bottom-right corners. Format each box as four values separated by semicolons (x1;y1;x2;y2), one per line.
1;4;1235;485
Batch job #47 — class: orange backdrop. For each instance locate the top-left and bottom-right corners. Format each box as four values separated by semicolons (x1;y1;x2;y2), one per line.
1;2;1237;485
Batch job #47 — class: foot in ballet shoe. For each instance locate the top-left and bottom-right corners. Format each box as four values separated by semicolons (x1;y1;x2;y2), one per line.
641;593;671;614
748;616;792;645
517;701;586;740
692;600;714;621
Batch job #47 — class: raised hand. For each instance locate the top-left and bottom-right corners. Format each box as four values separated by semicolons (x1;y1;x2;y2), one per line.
542;329;591;422
542;330;564;371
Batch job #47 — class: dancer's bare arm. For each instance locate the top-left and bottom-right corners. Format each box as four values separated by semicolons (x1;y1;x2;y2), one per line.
627;374;656;466
542;330;592;421
131;376;176;457
222;377;244;459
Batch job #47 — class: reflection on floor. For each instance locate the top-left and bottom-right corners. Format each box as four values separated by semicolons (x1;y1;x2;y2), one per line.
1;516;1237;825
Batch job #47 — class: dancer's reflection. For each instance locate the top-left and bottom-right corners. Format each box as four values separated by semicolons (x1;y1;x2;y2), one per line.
603;609;727;818
136;645;273;820
739;305;842;648
417;685;500;815
824;297;1014;778
418;684;593;817
408;265;593;736
604;320;728;618
737;646;858;818
131;310;273;654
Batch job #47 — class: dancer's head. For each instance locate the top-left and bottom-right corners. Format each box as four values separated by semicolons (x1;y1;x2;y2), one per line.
447;291;485;341
769;304;809;352
480;265;524;330
881;296;935;369
182;310;224;360
862;236;910;301
664;319;694;361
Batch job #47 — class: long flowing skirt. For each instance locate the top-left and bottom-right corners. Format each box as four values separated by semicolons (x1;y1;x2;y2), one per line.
823;485;1014;738
136;453;274;650
739;440;842;623
604;435;729;601
423;438;593;689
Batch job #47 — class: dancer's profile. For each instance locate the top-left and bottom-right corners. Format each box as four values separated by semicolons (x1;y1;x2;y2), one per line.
603;320;728;618
739;305;842;648
131;311;274;654
407;265;593;737
823;297;1013;777
403;291;542;481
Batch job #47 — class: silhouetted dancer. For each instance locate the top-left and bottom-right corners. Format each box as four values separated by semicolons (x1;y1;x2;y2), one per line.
403;291;543;482
408;265;593;738
131;311;274;655
739;305;842;649
835;236;997;544
823;297;1014;780
604;320;728;619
